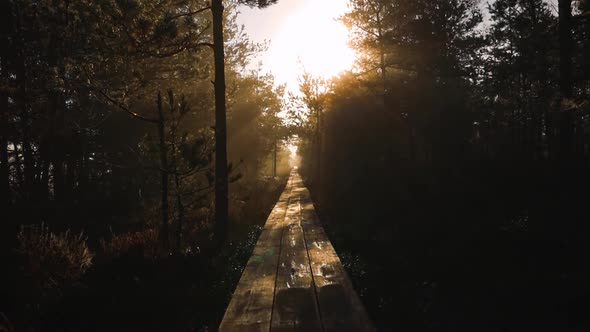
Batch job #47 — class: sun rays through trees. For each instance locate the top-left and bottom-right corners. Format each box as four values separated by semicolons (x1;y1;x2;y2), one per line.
1;0;590;331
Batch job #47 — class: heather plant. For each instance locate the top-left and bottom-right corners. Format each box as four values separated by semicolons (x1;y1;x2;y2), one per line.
99;229;159;260
16;224;93;290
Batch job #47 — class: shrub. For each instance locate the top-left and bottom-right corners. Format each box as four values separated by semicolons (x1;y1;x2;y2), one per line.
100;228;159;260
16;223;93;290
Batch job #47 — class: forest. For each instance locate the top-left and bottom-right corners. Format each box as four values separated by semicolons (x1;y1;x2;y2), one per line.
1;0;590;331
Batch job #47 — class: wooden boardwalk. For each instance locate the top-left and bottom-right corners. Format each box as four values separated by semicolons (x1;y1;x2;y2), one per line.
220;169;374;332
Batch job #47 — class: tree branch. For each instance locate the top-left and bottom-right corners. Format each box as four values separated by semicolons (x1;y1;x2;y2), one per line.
96;89;159;123
169;6;211;19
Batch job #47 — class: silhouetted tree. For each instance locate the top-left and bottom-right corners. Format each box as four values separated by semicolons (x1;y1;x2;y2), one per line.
212;0;279;245
485;0;555;159
559;0;575;158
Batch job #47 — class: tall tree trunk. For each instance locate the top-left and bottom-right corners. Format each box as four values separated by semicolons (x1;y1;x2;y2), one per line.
315;107;322;184
212;0;229;245
559;0;574;98
13;142;23;188
78;130;88;200
376;5;386;94
14;4;34;202
157;92;170;251
559;0;574;159
17;55;33;201
272;140;277;177
170;110;184;251
538;57;551;160
39;143;50;201
0;2;11;208
50;92;65;203
0;55;9;207
174;172;184;250
77;88;92;200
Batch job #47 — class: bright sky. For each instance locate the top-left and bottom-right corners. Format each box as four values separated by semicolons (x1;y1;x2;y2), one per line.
237;0;354;92
236;0;562;94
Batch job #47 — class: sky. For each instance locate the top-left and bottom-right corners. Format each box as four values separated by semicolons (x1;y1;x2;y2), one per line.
235;0;561;92
236;0;353;92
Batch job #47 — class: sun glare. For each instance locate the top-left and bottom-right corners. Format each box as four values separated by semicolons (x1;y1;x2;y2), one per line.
265;0;354;90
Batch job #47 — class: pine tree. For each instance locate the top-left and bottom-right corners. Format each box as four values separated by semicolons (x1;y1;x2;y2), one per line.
212;0;279;245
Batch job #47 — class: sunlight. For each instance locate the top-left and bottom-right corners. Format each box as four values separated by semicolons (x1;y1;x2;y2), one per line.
264;0;354;90
287;140;299;167
287;142;297;157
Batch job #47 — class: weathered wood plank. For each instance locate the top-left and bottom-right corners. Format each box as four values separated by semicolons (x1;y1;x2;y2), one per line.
218;275;276;332
271;194;322;332
299;186;375;332
219;178;293;332
263;182;293;227
219;243;281;331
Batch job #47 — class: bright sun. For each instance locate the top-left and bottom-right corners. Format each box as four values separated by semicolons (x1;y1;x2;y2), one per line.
264;0;354;90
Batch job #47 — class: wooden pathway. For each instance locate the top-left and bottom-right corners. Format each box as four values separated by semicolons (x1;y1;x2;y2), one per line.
220;169;374;332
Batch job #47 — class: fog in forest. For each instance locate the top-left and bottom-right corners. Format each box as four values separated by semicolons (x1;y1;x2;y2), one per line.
1;0;589;331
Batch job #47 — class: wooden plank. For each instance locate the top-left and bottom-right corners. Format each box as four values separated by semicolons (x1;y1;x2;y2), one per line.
299;185;376;332
219;177;292;332
219;247;279;331
256;227;283;247
264;182;292;227
219;282;275;331
271;194;322;332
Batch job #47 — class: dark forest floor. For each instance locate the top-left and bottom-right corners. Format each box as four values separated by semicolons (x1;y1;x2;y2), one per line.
1;177;287;332
308;160;590;332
